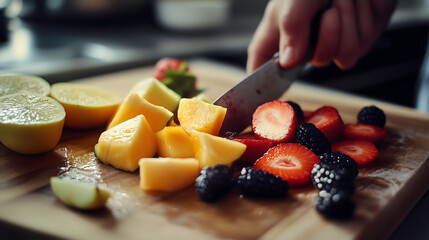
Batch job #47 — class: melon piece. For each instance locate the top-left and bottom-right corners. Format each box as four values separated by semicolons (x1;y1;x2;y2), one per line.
50;177;111;210
192;93;212;104
177;98;227;136
131;77;181;112
190;131;246;169
156;126;194;158
107;92;173;132
139;158;200;192
97;115;157;172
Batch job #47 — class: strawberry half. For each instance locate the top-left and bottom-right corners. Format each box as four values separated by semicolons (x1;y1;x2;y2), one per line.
233;133;275;166
304;106;344;142
254;143;320;187
331;140;378;166
154;58;187;80
343;123;387;144
252;100;298;144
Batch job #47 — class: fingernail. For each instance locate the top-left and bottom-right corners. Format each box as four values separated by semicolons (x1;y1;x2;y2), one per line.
280;47;294;67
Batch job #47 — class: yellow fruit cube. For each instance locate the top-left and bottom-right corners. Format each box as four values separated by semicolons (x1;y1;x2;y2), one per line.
131;77;181;113
177;98;227;136
192;93;212;104
139;158;200;192
97;115;157;172
156;126;194;158
190;131;246;169
107;92;173;132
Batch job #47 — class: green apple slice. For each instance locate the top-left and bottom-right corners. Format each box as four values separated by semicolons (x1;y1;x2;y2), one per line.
50;177;111;210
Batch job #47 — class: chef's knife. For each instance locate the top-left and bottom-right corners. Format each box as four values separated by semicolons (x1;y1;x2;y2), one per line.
213;5;329;137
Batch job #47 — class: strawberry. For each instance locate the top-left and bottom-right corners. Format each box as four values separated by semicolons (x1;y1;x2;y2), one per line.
254;143;320;187
303;110;313;119
233;133;275;166
304;106;344;142
331;140;378;166
154;58;187;80
252;100;298;144
153;58;201;97
343;123;387;144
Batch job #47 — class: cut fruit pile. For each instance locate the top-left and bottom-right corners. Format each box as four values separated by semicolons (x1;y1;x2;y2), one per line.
220;101;388;219
94;75;246;192
1;59;390;220
90;58;389;220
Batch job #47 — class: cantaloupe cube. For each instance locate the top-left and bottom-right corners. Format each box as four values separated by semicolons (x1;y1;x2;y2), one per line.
192;93;212;104
177;98;227;136
97;115;157;172
156;126;194;158
107;92;173;132
131;77;181;113
139;158;200;192
190;131;246;169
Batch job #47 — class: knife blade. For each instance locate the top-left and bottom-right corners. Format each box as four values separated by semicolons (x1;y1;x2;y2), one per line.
214;53;306;136
214;6;328;136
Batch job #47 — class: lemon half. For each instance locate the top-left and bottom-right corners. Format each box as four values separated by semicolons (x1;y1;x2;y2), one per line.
50;83;122;129
0;93;65;154
0;75;51;97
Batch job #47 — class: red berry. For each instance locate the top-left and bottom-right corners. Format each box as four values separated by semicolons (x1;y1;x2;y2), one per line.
154;58;187;80
254;143;320;187
303;110;313;119
252;100;298;144
304;106;344;142
233;134;274;166
343;123;387;143
332;140;378;166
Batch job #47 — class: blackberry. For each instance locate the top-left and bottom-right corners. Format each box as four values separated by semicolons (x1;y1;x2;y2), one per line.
357;105;386;128
195;165;234;202
295;123;331;156
314;190;355;219
237;168;288;198
319;152;359;177
286;100;304;123
311;162;355;194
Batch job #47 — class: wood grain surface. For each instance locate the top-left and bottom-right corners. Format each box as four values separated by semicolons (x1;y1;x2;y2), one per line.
1;60;428;240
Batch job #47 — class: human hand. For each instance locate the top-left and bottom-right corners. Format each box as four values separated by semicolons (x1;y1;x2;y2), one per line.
246;0;398;73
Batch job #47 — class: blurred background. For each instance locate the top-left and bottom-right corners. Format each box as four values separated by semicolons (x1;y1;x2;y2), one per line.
0;0;428;111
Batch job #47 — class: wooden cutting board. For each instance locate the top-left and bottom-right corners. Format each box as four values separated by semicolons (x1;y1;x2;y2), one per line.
1;60;429;240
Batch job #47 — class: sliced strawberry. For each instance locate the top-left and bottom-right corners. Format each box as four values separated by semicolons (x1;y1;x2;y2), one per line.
154;58;187;80
254;143;320;187
332;140;378;166
343;123;387;143
252;100;298;144
233;133;275;166
303;110;313;119
304;106;344;142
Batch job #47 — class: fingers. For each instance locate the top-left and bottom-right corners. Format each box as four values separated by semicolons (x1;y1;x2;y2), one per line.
333;0;360;70
277;0;327;69
310;8;341;67
246;2;280;73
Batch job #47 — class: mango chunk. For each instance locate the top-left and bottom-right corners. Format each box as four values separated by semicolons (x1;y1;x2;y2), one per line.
190;131;246;169
177;98;227;136
156;126;194;158
139;158;200;192
97;115;157;172
107;92;173;132
131;77;181;113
